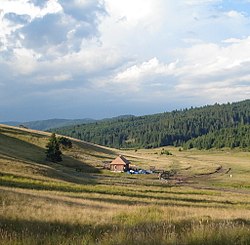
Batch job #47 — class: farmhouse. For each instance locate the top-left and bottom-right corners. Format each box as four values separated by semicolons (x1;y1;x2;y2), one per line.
110;155;130;172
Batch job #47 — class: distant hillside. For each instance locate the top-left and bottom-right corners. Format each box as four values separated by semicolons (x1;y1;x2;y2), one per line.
53;100;250;150
1;115;136;131
0;118;96;131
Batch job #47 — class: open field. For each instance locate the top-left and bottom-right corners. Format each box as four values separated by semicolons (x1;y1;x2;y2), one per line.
0;124;250;244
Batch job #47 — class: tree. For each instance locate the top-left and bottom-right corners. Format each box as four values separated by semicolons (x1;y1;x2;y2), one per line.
58;137;72;148
45;133;62;162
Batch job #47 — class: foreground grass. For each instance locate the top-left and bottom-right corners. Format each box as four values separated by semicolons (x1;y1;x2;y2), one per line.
1;183;250;245
1;124;250;244
2;219;250;245
1;191;250;245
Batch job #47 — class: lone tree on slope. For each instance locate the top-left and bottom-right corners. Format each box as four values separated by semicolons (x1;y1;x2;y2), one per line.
45;133;62;162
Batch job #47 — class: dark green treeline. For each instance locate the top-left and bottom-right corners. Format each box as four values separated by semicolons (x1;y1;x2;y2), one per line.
52;100;250;150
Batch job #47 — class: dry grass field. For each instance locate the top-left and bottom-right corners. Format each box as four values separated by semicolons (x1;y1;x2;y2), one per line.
0;124;250;244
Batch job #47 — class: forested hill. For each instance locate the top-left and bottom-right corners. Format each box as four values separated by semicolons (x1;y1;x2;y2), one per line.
184;125;250;150
53;100;250;150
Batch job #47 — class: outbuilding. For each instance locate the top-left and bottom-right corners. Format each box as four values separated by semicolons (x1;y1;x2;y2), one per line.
110;155;130;172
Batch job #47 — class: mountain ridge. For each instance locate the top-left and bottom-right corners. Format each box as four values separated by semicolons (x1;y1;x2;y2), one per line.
0;118;97;131
52;99;250;150
1;115;136;131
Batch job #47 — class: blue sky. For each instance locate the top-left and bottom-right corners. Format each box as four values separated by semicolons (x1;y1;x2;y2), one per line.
0;0;250;121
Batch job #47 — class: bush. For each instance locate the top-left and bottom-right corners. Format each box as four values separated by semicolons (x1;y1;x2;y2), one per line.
58;137;72;148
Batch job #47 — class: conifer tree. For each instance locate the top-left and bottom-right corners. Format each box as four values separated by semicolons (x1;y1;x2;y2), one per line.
45;133;62;162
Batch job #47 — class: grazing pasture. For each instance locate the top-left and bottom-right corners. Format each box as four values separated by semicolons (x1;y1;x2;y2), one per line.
0;124;250;244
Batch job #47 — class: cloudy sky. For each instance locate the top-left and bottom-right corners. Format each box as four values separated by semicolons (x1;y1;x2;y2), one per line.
1;0;250;121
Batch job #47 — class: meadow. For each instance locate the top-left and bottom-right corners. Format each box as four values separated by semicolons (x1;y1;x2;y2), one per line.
0;124;250;244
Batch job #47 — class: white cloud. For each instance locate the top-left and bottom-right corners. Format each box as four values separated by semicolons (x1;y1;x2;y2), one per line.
184;0;222;5
32;73;73;85
104;0;155;25
1;0;250;120
10;47;40;74
60;0;106;21
222;38;242;44
0;0;62;51
115;58;177;83
0;0;106;58
173;37;250;102
226;10;244;18
99;35;250;105
0;0;61;19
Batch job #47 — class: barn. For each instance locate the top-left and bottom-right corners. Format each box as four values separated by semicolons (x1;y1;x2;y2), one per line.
110;155;130;172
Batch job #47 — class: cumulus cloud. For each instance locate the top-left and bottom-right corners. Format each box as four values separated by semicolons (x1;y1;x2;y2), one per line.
0;0;250;120
0;0;106;58
60;0;106;22
0;0;62;55
115;58;176;82
110;58;178;93
99;35;250;105
173;37;250;102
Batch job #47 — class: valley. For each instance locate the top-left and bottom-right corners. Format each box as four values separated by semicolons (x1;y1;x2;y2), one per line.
0;124;250;244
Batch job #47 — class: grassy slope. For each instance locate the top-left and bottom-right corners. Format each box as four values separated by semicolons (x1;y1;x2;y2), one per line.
1;124;250;245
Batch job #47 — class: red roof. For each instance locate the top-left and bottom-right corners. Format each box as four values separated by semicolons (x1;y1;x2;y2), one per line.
110;155;130;166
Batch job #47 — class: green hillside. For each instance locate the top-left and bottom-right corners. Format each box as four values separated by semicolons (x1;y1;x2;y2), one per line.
184;125;250;150
53;100;250;149
1;124;250;244
0;124;116;185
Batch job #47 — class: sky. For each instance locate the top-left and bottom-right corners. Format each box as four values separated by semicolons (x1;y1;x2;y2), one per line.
0;0;250;121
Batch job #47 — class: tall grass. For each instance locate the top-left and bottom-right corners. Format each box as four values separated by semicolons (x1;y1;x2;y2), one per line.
1;208;250;245
1;125;250;244
1;185;250;244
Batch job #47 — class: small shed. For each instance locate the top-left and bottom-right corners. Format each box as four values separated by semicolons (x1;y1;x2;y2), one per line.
110;155;130;172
